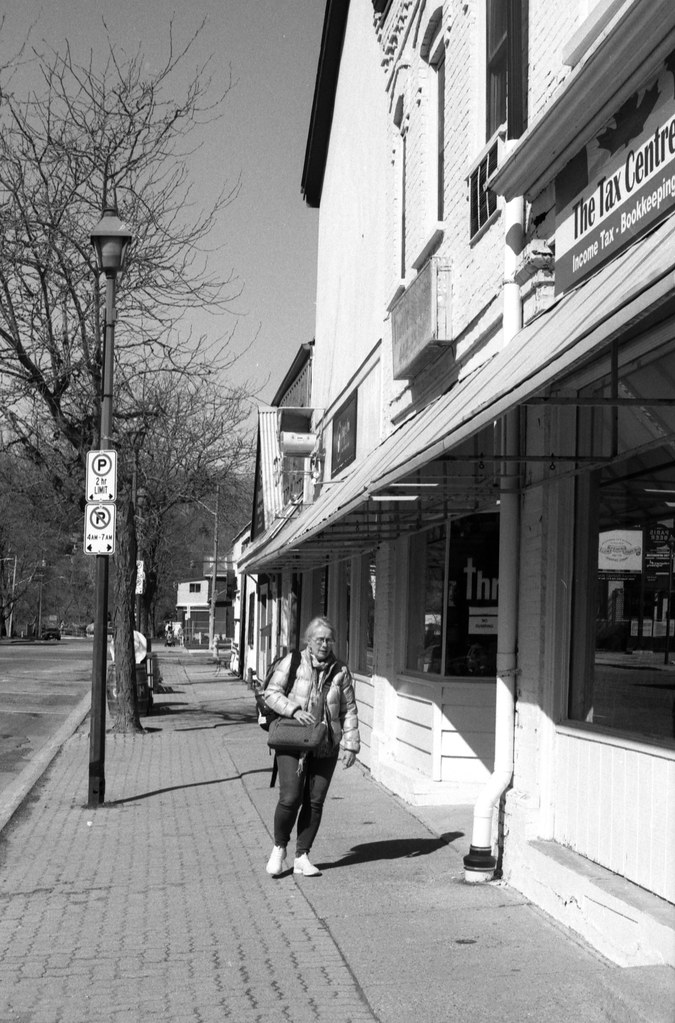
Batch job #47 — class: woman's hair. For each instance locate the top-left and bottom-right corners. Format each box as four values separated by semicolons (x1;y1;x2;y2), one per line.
304;616;336;644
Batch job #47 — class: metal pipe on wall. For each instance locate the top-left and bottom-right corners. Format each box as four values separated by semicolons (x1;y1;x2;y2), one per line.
464;187;524;881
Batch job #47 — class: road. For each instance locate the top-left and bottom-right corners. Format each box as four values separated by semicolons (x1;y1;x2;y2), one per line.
0;638;92;796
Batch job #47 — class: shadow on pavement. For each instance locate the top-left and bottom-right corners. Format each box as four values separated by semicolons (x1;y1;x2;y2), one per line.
319;834;465;870
148;704;257;726
174;713;257;729
106;767;272;805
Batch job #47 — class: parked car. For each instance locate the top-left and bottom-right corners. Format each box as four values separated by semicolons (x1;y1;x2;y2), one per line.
41;627;61;641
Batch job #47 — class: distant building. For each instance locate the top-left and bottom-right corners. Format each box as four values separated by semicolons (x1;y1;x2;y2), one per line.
175;558;234;645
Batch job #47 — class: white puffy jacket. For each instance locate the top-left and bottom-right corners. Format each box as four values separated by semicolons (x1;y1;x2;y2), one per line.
264;647;360;755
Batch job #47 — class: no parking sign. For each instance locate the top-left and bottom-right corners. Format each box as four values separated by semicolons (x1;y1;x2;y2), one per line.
84;449;117;556
83;502;117;555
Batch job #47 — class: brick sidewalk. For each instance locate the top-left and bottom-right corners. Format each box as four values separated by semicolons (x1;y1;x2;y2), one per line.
0;652;672;1023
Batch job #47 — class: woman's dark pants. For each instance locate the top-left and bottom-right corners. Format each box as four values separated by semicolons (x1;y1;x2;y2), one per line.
273;752;339;856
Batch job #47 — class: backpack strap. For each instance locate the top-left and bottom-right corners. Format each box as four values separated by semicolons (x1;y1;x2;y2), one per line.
262;648;302;692
289;649;302;688
267;649;302;788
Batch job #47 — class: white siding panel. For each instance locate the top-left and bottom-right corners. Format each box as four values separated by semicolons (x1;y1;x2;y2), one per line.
398;717;431;751
441;757;492;785
358;701;374;730
662;765;675;902
623;748;640;881
397;693;433;728
397;739;432;775
441;681;496;707
556;730;675;903
441;704;490;732
354;674;375;706
354;675;374;766
608;745;626;876
441;730;494;761
391;678;496;784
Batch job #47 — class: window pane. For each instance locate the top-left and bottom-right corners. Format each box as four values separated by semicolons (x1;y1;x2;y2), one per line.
486;0;507;55
406;515;499;676
568;341;675;741
485;0;528;141
570;450;675;740
486;0;507;138
407;525;446;673
446;514;499;676
486;61;506;138
365;554;376;675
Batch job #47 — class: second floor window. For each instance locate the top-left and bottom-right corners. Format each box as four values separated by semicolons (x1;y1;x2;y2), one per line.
486;0;528;141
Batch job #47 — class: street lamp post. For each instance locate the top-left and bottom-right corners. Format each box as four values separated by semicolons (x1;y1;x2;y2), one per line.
88;205;133;807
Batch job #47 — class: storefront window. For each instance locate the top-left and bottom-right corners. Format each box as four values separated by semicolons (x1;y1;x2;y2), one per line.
567;339;675;743
351;552;376;675
406;514;499;676
365;554;376;674
407;525;446;673
569;448;675;741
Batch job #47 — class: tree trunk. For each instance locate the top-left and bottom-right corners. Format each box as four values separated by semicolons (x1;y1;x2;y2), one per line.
110;491;143;733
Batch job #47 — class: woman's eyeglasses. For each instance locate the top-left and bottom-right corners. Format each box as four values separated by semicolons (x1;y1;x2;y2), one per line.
312;636;334;646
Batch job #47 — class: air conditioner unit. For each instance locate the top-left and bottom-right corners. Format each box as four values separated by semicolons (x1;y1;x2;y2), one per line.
279;431;317;457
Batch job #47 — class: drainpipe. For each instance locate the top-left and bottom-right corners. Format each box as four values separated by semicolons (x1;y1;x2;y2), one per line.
464;188;524;882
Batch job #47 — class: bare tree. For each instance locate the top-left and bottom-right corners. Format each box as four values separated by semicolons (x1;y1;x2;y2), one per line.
0;450;92;637
0;25;255;728
116;366;254;640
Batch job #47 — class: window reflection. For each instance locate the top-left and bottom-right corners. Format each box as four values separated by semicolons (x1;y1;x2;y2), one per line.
407;514;499;676
571;448;675;741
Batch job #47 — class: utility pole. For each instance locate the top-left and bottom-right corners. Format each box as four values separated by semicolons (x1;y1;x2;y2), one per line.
209;485;220;652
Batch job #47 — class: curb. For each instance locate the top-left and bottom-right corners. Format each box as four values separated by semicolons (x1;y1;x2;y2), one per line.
0;691;91;836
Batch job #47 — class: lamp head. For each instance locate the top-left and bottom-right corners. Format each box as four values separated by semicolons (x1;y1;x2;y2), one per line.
90;206;133;276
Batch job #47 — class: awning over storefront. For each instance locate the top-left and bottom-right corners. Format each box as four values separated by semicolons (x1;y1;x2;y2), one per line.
242;216;675;572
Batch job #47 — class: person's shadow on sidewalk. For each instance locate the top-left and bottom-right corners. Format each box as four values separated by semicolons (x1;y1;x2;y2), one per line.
319;834;465;870
106;769;271;805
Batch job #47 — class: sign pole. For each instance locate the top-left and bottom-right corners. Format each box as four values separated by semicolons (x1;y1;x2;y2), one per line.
88;273;116;807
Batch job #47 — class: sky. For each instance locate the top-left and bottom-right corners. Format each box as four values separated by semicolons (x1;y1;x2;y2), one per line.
2;0;326;407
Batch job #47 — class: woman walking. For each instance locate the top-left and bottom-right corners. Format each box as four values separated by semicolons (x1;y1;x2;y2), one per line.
264;616;360;877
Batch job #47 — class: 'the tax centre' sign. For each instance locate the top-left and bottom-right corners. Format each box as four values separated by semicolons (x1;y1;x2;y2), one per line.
555;52;675;295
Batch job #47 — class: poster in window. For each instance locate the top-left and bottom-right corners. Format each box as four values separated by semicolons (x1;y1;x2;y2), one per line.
598;529;643;577
446;514;499;676
331;391;357;478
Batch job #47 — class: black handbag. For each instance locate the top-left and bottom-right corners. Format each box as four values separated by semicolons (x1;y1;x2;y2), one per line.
266;716;327;752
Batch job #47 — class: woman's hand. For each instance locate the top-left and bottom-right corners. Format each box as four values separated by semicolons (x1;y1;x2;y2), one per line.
293;709;315;725
342;751;356;769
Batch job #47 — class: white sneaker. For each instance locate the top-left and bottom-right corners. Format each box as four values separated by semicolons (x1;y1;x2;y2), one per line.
266;845;287;876
293;853;321;877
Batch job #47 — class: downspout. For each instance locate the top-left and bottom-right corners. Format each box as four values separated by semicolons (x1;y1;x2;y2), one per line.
464;187;524;882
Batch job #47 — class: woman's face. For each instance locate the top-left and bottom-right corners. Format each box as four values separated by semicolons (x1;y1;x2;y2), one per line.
308;626;335;662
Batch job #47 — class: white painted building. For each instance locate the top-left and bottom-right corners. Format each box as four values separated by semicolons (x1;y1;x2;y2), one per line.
175;562;233;644
240;0;675;967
